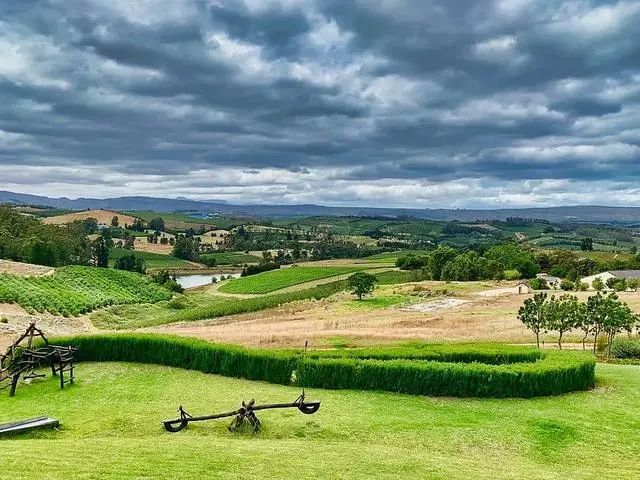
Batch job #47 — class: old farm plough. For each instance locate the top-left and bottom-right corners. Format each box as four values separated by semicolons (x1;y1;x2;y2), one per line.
0;322;77;397
163;391;320;433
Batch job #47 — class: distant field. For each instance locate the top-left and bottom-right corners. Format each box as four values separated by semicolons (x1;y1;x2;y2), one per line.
42;209;138;226
200;251;261;265
218;266;372;294
363;250;431;263
0;266;172;316
109;247;192;269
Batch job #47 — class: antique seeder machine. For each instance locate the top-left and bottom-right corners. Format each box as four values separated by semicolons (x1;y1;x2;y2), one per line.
0;322;77;397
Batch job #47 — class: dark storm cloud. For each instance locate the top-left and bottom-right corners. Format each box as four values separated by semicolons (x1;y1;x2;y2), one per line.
1;0;640;206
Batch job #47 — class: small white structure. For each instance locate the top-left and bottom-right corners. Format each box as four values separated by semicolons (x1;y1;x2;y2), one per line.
515;282;533;294
581;270;640;290
536;273;561;289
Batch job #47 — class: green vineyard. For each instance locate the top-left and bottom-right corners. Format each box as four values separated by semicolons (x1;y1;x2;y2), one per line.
219;265;373;294
0;266;173;316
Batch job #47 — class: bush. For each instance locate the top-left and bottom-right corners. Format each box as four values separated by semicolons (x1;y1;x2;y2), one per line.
53;334;596;398
241;261;280;277
611;337;640;359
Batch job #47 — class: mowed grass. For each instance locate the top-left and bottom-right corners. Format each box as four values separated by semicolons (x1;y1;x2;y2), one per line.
0;362;638;479
108;247;193;269
218;266;372;294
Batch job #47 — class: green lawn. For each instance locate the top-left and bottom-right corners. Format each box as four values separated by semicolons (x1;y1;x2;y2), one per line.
0;362;638;479
109;247;192;269
218;266;372;294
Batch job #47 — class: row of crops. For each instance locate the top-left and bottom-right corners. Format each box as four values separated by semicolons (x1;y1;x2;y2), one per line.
0;266;173;316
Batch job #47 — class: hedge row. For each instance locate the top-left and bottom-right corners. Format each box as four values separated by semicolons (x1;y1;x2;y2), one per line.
52;334;595;398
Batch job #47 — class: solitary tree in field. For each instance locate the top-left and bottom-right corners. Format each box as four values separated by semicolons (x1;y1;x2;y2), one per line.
111;216;119;228
518;292;547;348
348;272;377;300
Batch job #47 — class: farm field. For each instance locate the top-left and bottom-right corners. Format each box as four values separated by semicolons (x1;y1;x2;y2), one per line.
42;209;138;226
0;266;172;316
0;361;638;479
218;266;375;294
108;247;193;269
200;251;262;265
125;211;244;230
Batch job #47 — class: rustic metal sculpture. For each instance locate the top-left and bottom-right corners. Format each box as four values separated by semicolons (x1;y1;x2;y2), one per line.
0;322;77;397
163;392;321;433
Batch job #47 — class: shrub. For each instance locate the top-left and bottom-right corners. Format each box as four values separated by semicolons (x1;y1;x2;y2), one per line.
53;334;596;398
611;337;640;359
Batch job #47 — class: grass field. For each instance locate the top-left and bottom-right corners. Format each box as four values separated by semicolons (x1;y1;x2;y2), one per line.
0;266;172;315
42;209;138;226
363;250;431;263
218;266;372;294
109;247;192;269
200;252;262;265
0;361;638;479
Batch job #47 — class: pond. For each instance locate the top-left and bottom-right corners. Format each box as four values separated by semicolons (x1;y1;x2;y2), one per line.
175;273;241;289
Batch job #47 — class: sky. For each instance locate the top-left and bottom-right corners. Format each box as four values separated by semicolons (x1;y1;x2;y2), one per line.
0;0;639;208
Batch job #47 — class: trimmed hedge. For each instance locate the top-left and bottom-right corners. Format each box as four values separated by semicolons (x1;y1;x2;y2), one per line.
52;334;595;398
611;337;640;359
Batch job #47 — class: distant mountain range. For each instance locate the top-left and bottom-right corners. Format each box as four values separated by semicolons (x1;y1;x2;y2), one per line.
2;190;640;224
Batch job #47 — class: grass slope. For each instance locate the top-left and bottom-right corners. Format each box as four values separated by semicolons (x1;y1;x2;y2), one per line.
0;266;172;315
0;362;638;479
109;247;192;269
219;266;371;294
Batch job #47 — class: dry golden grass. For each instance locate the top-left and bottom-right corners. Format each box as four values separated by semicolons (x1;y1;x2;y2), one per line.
43;209;138;226
149;285;640;348
0;259;54;276
132;237;174;254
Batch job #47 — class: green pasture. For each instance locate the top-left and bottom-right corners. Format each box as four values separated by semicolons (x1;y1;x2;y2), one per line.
108;247;192;269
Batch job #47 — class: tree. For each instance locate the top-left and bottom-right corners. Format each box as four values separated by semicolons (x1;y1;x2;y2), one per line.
172;235;200;261
89;236;109;268
560;279;574;291
580;237;594;251
428;246;458;280
585;293;607;354
148;217;165;232
485;243;539;278
111;216;119;228
348;272;377;300
113;252;146;274
599;293;638;359
518;292;547;348
592;277;605;292
82;217;99;234
545;294;583;349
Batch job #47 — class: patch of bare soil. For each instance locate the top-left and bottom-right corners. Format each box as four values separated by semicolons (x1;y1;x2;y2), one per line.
401;298;468;313
0;259;54;276
42;209;138;226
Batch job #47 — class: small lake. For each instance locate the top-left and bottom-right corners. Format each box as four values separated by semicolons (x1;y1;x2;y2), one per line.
175;273;241;289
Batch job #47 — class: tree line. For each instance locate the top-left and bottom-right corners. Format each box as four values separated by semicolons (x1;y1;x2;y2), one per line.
518;292;639;357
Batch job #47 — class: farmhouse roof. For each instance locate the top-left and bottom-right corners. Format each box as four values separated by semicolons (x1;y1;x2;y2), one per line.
608;270;640;279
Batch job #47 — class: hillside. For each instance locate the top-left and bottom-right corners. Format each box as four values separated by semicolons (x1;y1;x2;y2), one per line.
42;209;138;226
6;190;640;223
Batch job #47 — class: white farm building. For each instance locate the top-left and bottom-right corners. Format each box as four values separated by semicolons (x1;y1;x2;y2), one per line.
581;270;640;290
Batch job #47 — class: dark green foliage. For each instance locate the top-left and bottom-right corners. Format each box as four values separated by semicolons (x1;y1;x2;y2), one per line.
347;271;377;299
441;251;503;281
374;270;425;284
113;252;146;274
172;235;200;261
241;261;280;276
151;270;184;293
0;207;89;266
89;235;109;267
52;334;596;398
396;253;430;270
148;217;165;231
485;243;539;278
